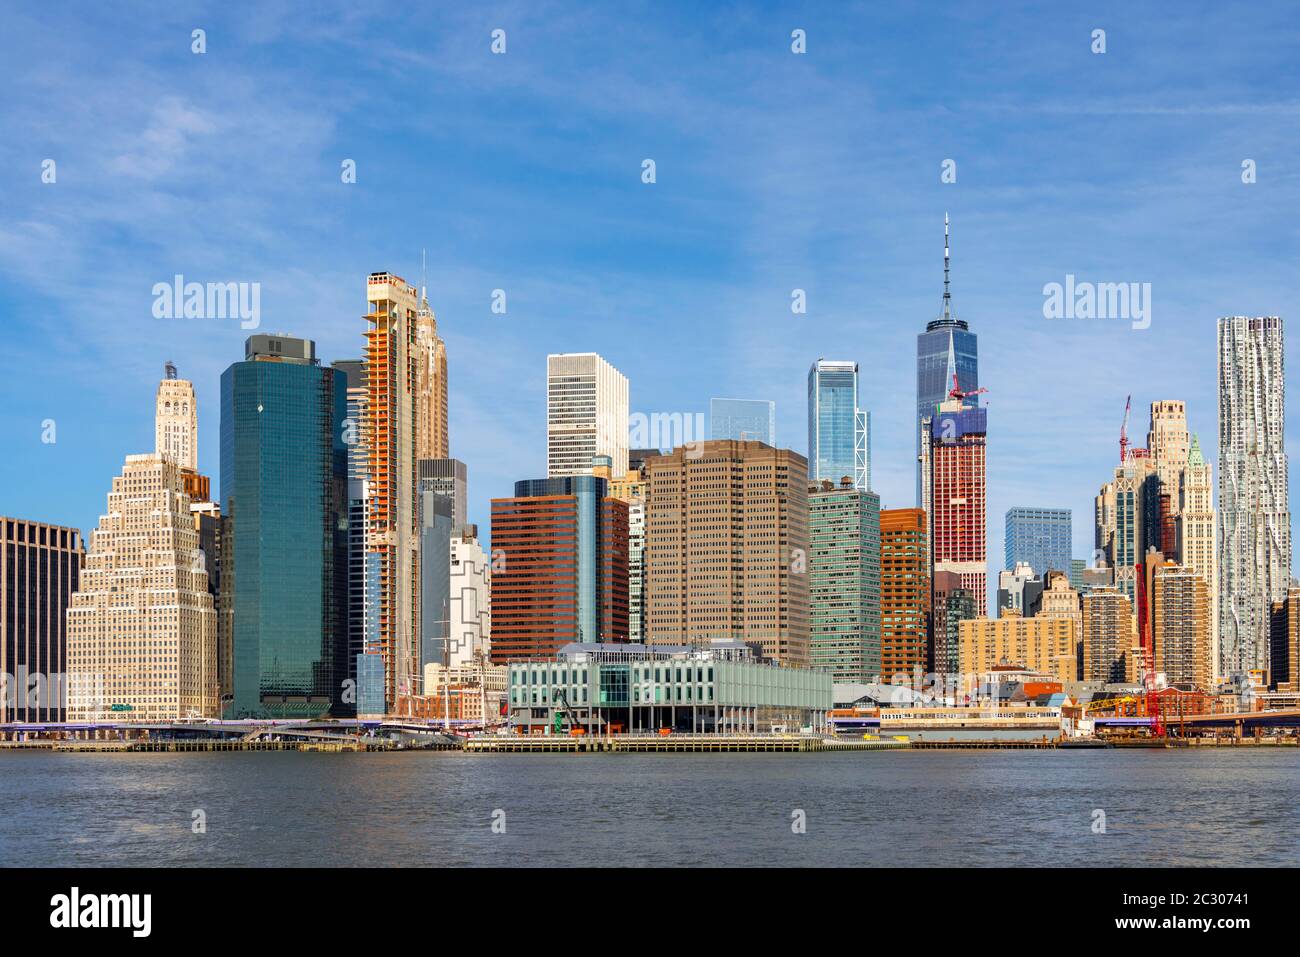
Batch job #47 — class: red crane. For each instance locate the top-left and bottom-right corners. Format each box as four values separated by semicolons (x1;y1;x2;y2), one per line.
1119;394;1132;464
947;371;988;402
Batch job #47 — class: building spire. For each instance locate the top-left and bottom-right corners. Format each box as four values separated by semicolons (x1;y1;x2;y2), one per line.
941;212;954;321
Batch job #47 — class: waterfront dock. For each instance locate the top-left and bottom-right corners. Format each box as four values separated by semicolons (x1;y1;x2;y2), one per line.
463;734;908;753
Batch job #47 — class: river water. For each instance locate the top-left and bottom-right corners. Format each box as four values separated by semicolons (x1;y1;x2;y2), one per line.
1;749;1295;866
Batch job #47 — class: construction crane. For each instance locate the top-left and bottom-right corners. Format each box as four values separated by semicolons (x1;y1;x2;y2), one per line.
1119;394;1132;464
552;688;586;736
947;370;988;403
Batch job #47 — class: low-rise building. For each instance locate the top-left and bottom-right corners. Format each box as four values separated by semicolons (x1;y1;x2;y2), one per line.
507;640;831;734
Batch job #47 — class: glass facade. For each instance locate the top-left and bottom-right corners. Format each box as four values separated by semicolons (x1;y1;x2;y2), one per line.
1004;507;1072;578
916;319;978;503
221;351;349;718
808;360;867;489
513;475;609;644
710;397;776;445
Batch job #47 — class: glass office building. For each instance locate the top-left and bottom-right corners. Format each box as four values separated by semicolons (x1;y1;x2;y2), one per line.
916;216;978;504
221;335;349;718
710;397;776;445
1004;507;1073;578
808;360;869;490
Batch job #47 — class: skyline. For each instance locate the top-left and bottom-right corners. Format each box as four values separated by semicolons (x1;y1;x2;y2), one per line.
4;3;1300;576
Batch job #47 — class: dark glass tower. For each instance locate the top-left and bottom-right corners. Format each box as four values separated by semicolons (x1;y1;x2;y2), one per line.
916;214;978;504
221;335;349;718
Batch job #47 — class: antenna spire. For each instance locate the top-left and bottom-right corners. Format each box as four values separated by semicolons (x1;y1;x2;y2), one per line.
941;212;953;321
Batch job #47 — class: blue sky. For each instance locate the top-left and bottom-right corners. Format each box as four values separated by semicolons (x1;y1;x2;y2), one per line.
2;1;1299;575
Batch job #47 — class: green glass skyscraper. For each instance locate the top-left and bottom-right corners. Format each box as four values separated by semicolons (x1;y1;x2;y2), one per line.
808;477;881;682
221;335;349;718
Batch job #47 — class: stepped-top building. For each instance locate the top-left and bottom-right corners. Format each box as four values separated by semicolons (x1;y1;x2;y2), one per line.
67;454;217;721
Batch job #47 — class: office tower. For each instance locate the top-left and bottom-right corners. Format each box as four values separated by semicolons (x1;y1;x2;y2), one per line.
808;359;869;490
1081;588;1138;684
1152;564;1213;692
364;272;423;711
155;361;197;471
417;459;468;530
1004;507;1071;578
0;518;83;722
1148;400;1189;555
1179;435;1216;674
594;455;649;642
1069;559;1087;593
931;570;976;676
644;440;810;666
418;492;454;672
414;286;449;461
997;562;1043;618
925;396;988;612
547;353;629;477
448;526;491;667
916;214;978;504
711;397;776;445
1039;570;1083;631
190;500;227;707
221;335;349;718
67;454;217;721
808;478;881;682
1095;454;1159;606
958;611;1078;685
1269;586;1300;690
628;448;660;472
490;475;628;662
879;508;930;682
155;363;210;503
332;359;369;701
1218;316;1291;679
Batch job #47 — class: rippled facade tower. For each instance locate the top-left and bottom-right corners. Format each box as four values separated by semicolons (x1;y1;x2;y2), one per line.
1217;316;1291;679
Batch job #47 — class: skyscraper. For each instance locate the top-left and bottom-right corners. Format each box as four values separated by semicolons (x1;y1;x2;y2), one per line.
0;517;83;723
1004;507;1072;578
415;286;449;462
1152;563;1213;692
643;440;809;666
155;362;197;472
710;397;776;445
221;335;349;718
447;526;491;667
364;272;422;711
931;570;976;676
1095;455;1159;606
489;475;628;662
916;214;978;505
67;454;218;721
808;477;881;682
1218;316;1291;680
808;359;869;490
593;455;648;643
417;458;468;530
925;397;988;613
1179;434;1217;678
879;508;930;683
1081;588;1139;684
547;353;629;477
331;358;369;704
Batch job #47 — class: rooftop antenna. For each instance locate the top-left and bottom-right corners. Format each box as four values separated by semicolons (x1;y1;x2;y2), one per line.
165;360;177;380
940;213;954;321
420;247;428;305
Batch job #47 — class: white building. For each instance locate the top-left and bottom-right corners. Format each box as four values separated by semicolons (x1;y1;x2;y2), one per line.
447;527;491;667
546;352;628;477
154;363;198;471
67;454;218;721
1217;316;1291;678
